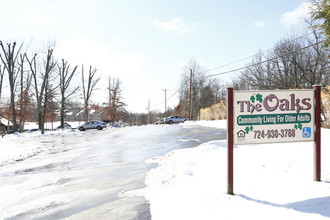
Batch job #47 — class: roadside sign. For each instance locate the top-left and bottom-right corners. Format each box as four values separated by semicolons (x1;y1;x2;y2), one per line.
226;86;321;195
233;90;314;145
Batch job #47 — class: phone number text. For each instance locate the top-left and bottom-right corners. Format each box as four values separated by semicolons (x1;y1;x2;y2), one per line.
253;129;295;139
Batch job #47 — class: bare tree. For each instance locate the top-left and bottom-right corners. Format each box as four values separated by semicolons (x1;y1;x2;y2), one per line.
81;65;100;123
0;41;23;132
26;53;39;124
43;73;58;130
179;58;207;120
239;31;329;90
18;54;26;132
27;49;56;134
0;65;4;100
239;52;276;90
200;78;227;109
101;77;127;122
58;59;78;129
17;53;33;132
301;19;330;87
41;49;56;133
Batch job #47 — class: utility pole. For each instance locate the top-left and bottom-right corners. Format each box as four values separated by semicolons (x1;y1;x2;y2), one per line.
189;69;192;120
162;89;169;114
147;99;150;124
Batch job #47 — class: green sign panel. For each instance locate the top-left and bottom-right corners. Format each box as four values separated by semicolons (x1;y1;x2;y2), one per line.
237;113;311;126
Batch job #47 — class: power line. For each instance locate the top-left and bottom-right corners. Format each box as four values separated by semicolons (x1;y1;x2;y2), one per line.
168;37;325;99
205;39;326;78
150;79;189;109
161;38;326;104
167;79;189;100
206;29;323;73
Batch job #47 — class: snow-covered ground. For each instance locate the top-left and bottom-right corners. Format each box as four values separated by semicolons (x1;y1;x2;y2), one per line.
0;124;79;167
0;120;93;166
128;120;330;220
1;120;329;219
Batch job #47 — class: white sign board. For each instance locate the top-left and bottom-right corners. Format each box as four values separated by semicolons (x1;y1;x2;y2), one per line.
234;90;314;145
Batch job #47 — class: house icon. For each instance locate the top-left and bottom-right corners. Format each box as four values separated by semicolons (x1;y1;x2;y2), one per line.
237;130;246;138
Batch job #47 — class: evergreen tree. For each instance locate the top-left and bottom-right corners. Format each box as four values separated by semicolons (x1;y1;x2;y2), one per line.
312;0;330;46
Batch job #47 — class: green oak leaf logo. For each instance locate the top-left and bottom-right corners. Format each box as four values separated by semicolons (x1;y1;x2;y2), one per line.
250;95;255;103
250;94;262;103
245;126;254;134
256;93;263;103
294;123;303;130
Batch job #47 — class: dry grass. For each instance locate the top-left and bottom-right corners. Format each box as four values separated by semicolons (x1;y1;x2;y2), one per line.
200;101;226;120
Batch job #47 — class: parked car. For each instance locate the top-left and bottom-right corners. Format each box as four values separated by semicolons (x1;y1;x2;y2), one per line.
26;128;40;133
56;122;71;130
164;116;188;124
78;121;106;131
154;118;166;124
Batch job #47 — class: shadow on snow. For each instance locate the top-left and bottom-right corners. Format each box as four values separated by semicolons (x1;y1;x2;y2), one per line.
239;194;330;218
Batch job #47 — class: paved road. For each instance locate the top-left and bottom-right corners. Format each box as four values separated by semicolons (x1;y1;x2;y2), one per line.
0;124;226;219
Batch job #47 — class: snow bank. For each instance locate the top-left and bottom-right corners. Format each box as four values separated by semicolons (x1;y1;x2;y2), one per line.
0;139;50;166
0;129;77;166
0;121;117;167
182;120;227;129
141;120;330;220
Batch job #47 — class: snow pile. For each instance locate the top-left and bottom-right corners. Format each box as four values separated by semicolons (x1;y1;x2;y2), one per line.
0;122;116;167
142;120;330;220
0;137;51;166
0;129;77;166
182;120;227;129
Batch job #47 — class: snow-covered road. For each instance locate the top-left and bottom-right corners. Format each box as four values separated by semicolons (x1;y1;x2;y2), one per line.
0;123;226;219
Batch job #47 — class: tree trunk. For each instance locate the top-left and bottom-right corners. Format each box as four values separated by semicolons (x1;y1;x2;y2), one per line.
60;94;65;128
9;74;17;132
37;100;42;130
84;100;88;123
0;67;3;101
19;58;24;132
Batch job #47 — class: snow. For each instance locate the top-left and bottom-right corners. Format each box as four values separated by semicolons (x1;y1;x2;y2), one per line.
0;120;107;167
76;109;84;115
0;118;10;125
24;121;84;130
0;137;49;166
0;120;329;219
131;120;330;220
0;129;77;166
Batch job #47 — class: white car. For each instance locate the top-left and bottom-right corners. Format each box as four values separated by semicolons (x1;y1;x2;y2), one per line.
155;118;166;124
164;116;188;124
78;121;106;131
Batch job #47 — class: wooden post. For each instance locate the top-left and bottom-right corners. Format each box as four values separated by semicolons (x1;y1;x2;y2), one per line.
227;87;234;195
313;85;321;181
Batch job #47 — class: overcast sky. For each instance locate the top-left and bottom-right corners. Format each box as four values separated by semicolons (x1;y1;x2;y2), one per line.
0;0;313;113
